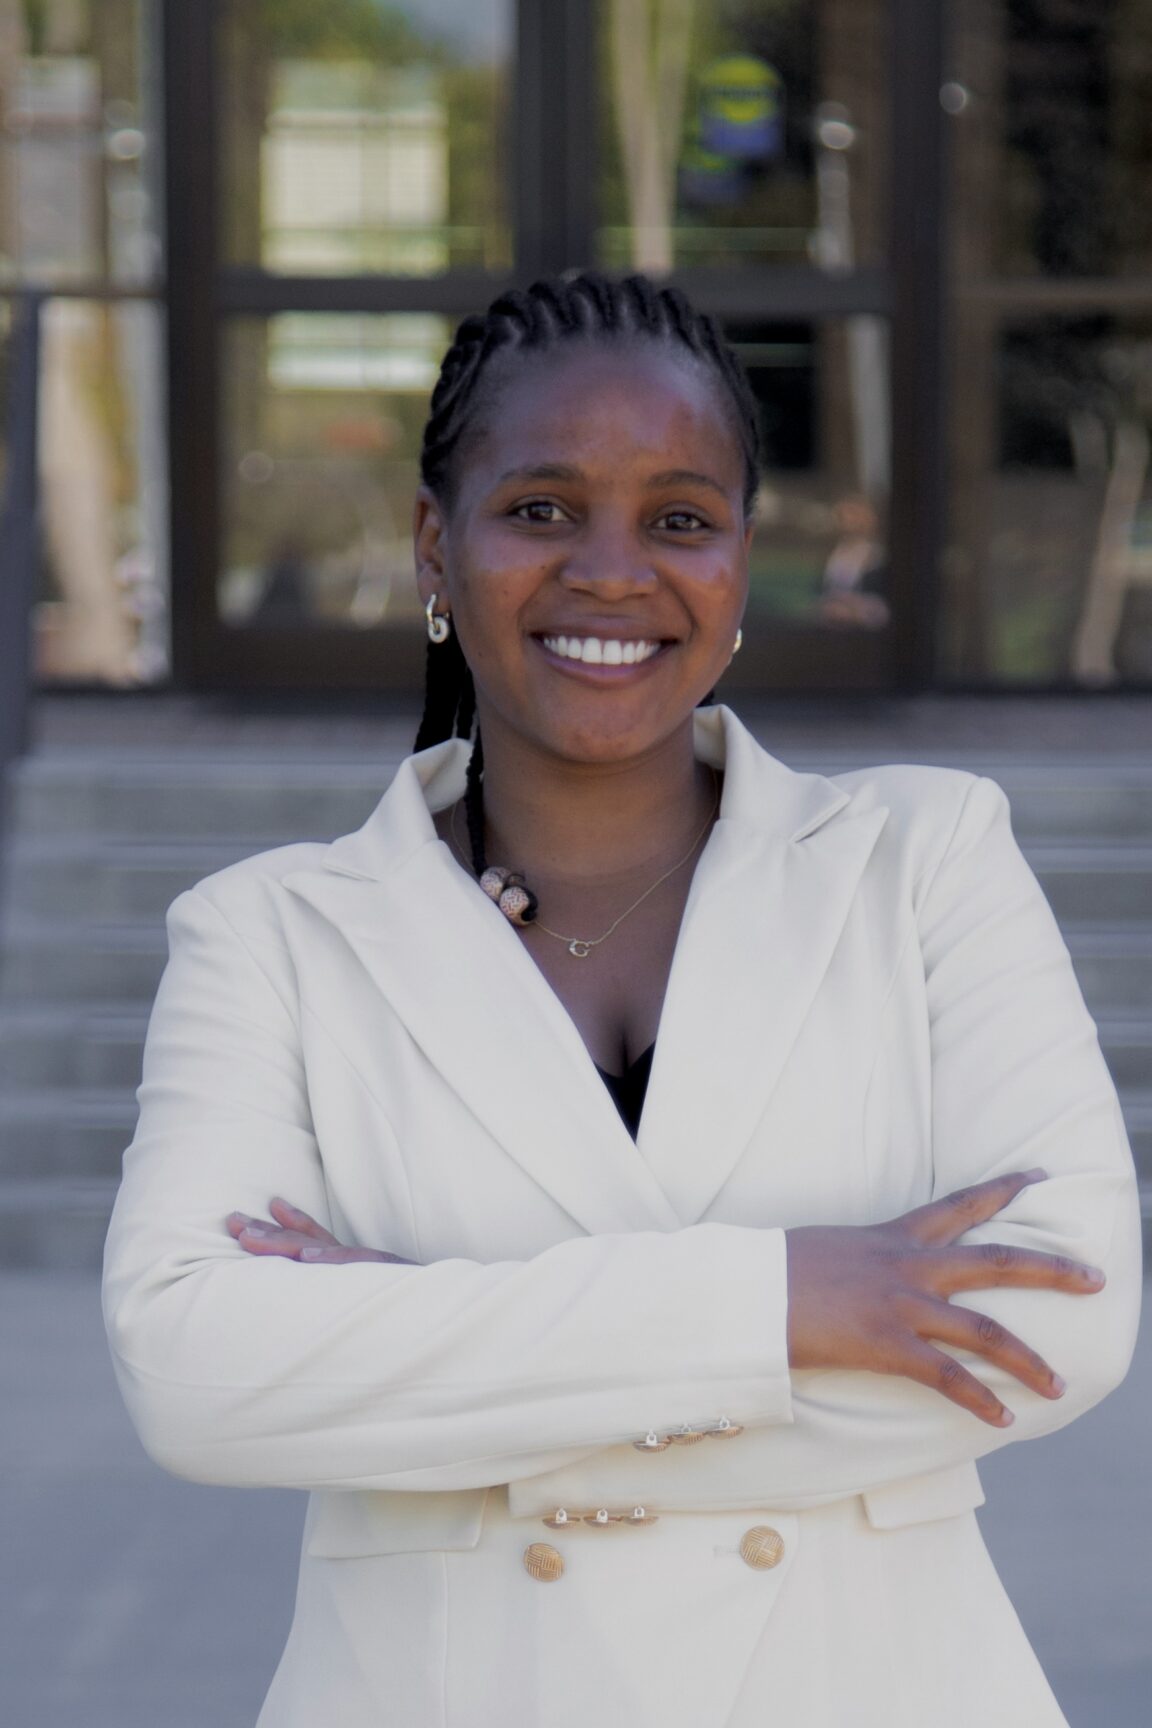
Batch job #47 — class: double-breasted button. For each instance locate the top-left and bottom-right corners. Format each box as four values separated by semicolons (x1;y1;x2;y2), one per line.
523;1542;564;1582
739;1526;785;1571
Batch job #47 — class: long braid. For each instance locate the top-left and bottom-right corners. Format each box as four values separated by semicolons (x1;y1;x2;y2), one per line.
413;271;761;874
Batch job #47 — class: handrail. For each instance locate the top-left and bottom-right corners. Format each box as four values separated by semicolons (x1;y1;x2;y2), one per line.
0;290;43;837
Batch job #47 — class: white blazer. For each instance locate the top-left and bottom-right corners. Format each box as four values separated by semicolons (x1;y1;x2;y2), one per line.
103;704;1142;1728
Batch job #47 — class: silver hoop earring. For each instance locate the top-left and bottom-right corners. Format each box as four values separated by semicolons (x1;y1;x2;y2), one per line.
732;628;743;655
425;593;451;645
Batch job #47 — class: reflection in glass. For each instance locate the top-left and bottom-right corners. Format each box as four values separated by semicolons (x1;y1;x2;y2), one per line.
944;318;1152;686
27;296;168;682
0;0;160;287
221;313;449;630
599;0;888;273
219;1;512;275
952;1;1152;282
730;321;890;635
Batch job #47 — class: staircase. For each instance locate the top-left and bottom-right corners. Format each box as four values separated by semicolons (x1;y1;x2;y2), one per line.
1;745;1150;1268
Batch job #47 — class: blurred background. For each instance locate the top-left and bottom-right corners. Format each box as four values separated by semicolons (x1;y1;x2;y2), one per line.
0;4;1150;1724
6;0;1152;695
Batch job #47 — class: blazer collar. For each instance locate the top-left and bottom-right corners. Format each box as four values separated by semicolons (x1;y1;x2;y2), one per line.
283;707;887;1232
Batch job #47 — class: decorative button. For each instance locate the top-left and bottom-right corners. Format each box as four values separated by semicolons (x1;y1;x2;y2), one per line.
584;1508;624;1526
668;1425;706;1446
708;1417;744;1439
627;1506;659;1525
542;1508;574;1529
739;1526;785;1571
633;1430;671;1452
523;1542;565;1582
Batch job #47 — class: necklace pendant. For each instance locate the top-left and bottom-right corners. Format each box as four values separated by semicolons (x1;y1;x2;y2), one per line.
568;940;592;959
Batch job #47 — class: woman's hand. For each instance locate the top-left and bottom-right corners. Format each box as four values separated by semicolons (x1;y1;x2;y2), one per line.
785;1169;1107;1427
226;1197;414;1265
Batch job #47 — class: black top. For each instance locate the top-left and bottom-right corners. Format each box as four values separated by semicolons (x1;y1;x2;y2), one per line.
593;1042;656;1140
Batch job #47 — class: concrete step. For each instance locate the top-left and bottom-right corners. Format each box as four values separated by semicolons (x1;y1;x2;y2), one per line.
1025;846;1152;923
1;840;269;924
1096;1018;1152;1093
0;922;168;1004
0;1090;136;1178
0;1005;148;1089
7;755;394;844
1065;929;1152;1015
0;1175;121;1272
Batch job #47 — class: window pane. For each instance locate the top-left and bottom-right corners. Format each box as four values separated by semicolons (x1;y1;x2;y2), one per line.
597;0;888;273
220;312;448;630
950;1;1152;282
733;316;891;639
943;315;1152;686
0;1;161;288
21;296;168;683
219;1;513;276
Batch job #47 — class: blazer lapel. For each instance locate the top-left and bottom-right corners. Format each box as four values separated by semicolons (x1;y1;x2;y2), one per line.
282;709;887;1238
636;709;889;1224
283;744;682;1239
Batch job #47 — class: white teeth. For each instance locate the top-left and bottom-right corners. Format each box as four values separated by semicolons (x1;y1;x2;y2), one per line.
541;635;662;665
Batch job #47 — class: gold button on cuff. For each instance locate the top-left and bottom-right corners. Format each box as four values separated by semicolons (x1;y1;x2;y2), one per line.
523;1542;564;1582
584;1508;624;1526
668;1428;706;1446
633;1431;671;1452
739;1526;785;1571
708;1418;744;1439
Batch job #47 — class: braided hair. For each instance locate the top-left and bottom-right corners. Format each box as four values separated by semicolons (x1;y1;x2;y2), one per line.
413;271;760;891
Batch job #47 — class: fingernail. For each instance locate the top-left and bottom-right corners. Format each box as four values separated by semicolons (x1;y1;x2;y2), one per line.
1024;1168;1049;1183
300;1245;325;1260
1050;1374;1066;1396
242;1223;269;1237
1082;1266;1106;1285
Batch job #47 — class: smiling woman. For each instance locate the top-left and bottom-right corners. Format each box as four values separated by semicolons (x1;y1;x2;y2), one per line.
102;273;1142;1728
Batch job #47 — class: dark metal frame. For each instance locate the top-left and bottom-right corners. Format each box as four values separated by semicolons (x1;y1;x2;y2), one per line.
161;0;950;697
0;293;43;823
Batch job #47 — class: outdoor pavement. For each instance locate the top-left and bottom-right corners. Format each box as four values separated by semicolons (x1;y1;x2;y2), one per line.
2;1268;1148;1728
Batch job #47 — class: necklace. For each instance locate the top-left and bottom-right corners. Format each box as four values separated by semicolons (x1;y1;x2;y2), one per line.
449;769;720;959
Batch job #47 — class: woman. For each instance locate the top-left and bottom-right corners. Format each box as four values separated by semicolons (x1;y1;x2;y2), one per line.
103;274;1141;1727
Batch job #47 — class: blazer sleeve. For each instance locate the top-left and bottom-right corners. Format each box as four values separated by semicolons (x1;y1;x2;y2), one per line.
703;773;1143;1507
102;886;794;1493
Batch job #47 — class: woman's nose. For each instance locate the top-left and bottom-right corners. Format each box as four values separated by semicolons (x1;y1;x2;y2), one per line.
556;520;657;595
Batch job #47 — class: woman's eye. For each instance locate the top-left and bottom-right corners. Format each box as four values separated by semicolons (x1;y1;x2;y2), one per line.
511;499;567;524
657;509;709;532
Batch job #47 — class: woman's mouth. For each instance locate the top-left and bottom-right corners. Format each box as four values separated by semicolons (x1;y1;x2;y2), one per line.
534;633;670;672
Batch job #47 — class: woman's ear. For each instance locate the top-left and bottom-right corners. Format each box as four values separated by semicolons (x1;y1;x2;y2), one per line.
413;484;448;609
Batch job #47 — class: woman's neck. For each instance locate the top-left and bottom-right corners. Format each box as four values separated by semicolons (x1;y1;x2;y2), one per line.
472;715;717;888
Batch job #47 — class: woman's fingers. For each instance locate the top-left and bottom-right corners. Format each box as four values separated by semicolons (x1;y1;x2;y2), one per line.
900;1169;1049;1247
912;1296;1066;1402
898;1339;1016;1428
268;1197;338;1241
935;1241;1106;1296
225;1208;413;1266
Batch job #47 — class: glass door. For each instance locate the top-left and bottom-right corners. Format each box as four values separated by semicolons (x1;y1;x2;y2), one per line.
171;0;924;696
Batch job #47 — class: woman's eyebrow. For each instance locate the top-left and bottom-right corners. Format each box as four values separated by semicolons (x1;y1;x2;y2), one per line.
645;468;729;500
495;463;729;499
496;463;583;485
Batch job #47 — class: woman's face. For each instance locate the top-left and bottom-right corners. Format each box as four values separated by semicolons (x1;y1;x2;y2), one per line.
414;341;753;767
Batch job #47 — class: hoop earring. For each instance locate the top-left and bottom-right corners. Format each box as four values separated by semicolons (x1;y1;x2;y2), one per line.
732;628;743;655
425;593;451;645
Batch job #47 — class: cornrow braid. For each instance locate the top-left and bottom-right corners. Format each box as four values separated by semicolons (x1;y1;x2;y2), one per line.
413;271;758;880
